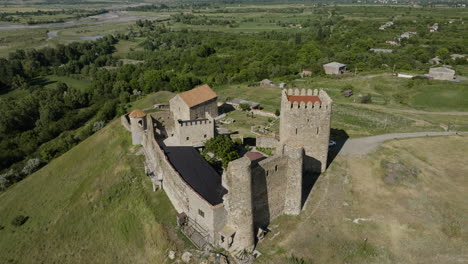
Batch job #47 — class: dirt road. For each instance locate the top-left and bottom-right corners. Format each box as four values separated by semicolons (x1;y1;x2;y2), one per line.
339;131;467;155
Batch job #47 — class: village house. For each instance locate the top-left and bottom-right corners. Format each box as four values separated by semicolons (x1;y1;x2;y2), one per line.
451;54;466;60
370;48;393;53
429;56;442;65
301;68;313;77
260;79;274;87
226;98;260;110
428;67;455;81
386;40;399;46
323;62;346;75
429;23;439;32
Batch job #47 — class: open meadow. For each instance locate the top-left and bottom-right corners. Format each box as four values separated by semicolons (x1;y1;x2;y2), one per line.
257;134;468;264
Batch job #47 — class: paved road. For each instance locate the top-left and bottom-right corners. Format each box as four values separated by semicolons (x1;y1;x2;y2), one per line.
338;131;467;155
337;102;468;116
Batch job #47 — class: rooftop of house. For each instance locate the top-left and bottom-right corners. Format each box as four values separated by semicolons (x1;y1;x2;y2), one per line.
227;98;260;108
162;146;227;206
324;62;346;68
429;67;455;74
178;84;217;108
287;95;322;105
129;109;146;118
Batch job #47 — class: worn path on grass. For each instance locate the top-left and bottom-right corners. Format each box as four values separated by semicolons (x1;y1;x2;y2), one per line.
339;131;468;155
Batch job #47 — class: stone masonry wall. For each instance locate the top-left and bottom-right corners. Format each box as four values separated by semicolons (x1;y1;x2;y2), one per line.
189;98;218;120
280;88;332;172
170;95;191;120
256;135;279;148
141;115;226;243
175;118;215;146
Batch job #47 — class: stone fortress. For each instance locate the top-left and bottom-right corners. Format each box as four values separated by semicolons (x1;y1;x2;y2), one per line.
121;84;332;255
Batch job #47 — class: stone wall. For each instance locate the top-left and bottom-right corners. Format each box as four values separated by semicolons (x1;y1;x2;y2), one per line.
121;115;131;131
189;98;218;120
279;88;332;172
256;135;279;148
250;109;277;118
175;118;215;146
170;95;191;120
141;115;226;243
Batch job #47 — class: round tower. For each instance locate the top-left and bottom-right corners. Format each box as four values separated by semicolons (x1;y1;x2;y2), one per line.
129;109;147;145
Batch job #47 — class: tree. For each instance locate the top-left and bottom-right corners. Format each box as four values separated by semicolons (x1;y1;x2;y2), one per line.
240;103;251;111
298;41;322;66
436;48;450;61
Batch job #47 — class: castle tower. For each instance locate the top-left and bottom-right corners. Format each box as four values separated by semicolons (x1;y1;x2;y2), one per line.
129;109;147;145
283;145;304;215
279;89;332;172
222;157;255;252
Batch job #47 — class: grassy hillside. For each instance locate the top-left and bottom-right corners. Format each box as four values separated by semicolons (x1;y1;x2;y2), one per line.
257;135;468;263
0;120;185;263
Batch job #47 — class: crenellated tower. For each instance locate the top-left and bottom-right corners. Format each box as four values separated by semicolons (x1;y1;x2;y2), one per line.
279;88;332;172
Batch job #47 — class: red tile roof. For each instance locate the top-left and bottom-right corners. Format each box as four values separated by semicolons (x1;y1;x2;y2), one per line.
245;152;265;161
129;109;146;118
179;84;217;108
287;95;322;104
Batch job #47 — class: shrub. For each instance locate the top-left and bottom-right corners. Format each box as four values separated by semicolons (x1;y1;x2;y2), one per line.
360;94;372;104
275;109;280;116
240;103;251;111
21;158;42;175
11;215;29;227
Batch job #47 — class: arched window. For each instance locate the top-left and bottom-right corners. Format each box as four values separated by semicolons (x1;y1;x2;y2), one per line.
295;128;298;135
186;137;190;141
138;120;143;127
275;165;278;172
204;134;207;138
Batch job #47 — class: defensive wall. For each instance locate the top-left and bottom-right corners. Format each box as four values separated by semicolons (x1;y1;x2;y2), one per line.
141;114;227;243
280;88;332;172
174;117;215;146
256;135;279;149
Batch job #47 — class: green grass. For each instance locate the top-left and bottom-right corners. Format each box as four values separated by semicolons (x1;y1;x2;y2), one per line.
44;74;93;92
221;110;278;137
0;120;183;263
410;81;468;111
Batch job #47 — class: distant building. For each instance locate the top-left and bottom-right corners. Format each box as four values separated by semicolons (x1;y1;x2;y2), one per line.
429;56;442;65
226;98;260;110
302;68;313;77
428;67;455;81
397;31;417;42
279;82;287;89
370;48;393;53
323;62;346;75
451;54;466;60
397;73;414;79
386;40;399;46
379;21;394;30
343;90;353;97
429;23;439;32
260;79;274;87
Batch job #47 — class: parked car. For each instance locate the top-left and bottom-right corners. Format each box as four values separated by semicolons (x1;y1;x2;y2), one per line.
329;140;337;147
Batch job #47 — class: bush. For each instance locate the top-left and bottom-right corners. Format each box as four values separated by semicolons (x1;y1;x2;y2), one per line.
21;158;42;175
11;215;29;227
275;109;280;116
240;103;251;111
360;94;372;104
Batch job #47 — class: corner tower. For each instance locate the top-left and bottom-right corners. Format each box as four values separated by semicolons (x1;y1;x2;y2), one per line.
129;109;147;145
279;88;332;172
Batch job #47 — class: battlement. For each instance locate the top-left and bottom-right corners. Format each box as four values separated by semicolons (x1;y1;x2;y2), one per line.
282;88;332;111
177;118;213;127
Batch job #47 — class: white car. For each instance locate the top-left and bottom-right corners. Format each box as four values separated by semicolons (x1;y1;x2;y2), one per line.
329;140;337;147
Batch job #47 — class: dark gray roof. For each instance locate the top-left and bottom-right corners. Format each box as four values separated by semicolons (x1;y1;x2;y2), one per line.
162;146;227;205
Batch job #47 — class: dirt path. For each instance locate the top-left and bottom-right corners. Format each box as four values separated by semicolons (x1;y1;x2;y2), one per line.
339;131;468;155
337;102;468;116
